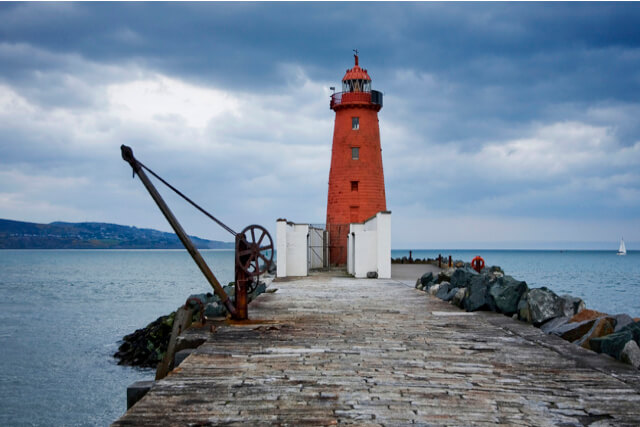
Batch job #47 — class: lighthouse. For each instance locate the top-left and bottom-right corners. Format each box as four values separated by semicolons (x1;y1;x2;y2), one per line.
326;53;386;266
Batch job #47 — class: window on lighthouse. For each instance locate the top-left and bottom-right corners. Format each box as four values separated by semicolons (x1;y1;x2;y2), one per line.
351;147;359;160
352;117;359;130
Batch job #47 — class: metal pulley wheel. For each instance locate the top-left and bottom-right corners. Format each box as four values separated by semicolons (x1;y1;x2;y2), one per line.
235;224;274;279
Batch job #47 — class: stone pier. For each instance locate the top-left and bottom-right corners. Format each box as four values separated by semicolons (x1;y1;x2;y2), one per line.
114;269;640;426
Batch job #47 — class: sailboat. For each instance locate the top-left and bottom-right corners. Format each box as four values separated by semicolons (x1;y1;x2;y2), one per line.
617;238;627;256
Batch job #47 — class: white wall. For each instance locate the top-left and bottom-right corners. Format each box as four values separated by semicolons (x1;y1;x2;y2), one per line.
276;220;309;277
376;212;391;279
347;211;391;279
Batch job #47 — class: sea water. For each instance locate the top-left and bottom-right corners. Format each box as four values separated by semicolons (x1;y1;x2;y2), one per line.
0;250;235;426
0;249;638;425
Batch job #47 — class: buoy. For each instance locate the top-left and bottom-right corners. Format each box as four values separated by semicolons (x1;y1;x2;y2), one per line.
471;256;485;273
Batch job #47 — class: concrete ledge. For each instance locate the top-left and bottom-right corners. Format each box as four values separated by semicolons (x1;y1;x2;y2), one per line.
126;380;154;410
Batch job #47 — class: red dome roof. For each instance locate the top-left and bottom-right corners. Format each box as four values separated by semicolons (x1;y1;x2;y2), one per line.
342;55;371;81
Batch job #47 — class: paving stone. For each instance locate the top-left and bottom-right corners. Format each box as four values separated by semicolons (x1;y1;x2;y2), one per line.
114;274;640;426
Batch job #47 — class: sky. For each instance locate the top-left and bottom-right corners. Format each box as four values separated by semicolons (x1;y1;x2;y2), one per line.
1;2;639;249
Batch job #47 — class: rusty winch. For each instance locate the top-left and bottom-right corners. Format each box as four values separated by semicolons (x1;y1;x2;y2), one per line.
121;145;273;320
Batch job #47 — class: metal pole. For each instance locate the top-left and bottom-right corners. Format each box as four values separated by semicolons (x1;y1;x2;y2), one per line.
234;234;248;320
121;145;236;316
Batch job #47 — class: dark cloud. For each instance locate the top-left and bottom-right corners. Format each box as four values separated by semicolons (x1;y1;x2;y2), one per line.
0;2;639;246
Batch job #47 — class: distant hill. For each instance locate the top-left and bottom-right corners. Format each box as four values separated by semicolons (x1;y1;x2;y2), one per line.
0;219;234;249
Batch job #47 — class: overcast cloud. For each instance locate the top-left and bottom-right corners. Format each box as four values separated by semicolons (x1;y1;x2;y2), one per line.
1;2;639;249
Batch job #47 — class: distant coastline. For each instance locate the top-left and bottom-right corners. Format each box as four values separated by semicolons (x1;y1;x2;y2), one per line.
0;218;234;250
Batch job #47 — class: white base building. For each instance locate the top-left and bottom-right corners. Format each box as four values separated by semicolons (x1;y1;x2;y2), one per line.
276;211;391;279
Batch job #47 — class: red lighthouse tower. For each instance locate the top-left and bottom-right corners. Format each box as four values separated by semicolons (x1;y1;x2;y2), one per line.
326;53;386;265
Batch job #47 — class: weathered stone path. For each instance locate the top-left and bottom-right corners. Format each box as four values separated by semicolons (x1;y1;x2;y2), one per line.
115;274;640;426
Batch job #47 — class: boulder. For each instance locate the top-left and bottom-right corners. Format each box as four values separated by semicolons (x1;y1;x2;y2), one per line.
489;275;528;315
464;275;493;312
438;270;453;283
442;287;460;302
570;309;608;323
451;288;466;308
450;267;478;289
560;294;586;317
428;283;441;296
186;292;215;309
204;301;226;318
574;317;615;349
614;314;635;332
518;287;564;325
551;318;598;342
540;316;570;334
489;265;504;274
113;312;175;368
621;340;640;369
590;330;633;360
420;272;435;289
250;281;267;300
590;322;640;360
435;282;452;300
267;261;277;275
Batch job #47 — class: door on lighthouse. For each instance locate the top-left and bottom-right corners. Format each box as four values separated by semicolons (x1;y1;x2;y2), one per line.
308;226;327;270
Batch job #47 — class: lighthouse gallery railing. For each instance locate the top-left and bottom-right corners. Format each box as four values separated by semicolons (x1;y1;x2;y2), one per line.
330;90;383;109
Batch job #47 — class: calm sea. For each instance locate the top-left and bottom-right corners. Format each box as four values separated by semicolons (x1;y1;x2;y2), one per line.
0;249;638;425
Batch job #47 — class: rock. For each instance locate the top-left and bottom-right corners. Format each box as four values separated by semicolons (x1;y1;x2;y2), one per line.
518;287;564;325
367;271;378;279
113;312;175;368
442;287;460;302
428;283;441;296
624;321;640;341
420;272;435;289
249;281;267;300
489;265;504;274
450;267;477;289
621;340;640;369
590;330;633;360
438;270;452;283
267;261;277;275
560;294;586;317
614;314;635;332
489;275;528;315
590;322;640;360
575;317;615;349
551;318;598;342
540;316;570;334
451;288;466;308
570;309;608;323
464;275;493;312
204;301;226;318
435;282;452;300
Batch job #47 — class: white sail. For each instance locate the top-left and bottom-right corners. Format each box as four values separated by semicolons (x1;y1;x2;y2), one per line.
618;238;627;255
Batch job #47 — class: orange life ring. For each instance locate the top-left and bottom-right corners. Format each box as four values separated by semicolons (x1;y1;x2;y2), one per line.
471;256;485;273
